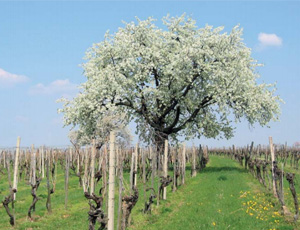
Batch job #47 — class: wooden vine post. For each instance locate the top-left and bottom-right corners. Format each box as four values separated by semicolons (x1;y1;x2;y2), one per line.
269;136;277;198
12;137;21;224
83;147;89;193
150;146;156;189
2;151;6;169
41;145;45;178
32;145;36;186
103;144;108;199
142;149;147;208
163;140;168;200
134;143;138;188
90;139;96;195
191;145;197;177
65;148;70;209
181;143;186;185
130;148;134;190
117;148;124;230
173;148;178;192
46;150;52;213
13;137;21;200
108;131;116;230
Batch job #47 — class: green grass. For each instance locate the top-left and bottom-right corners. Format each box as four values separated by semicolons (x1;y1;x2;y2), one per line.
129;156;298;230
0;156;298;230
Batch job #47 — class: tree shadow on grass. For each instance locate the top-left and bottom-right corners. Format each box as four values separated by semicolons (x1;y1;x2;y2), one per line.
202;166;248;174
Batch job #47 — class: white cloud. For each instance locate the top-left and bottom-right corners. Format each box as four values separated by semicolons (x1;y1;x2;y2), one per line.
0;68;29;86
29;79;78;96
258;33;282;47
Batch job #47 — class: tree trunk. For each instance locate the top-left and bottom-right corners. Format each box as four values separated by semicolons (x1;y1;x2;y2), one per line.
154;130;168;155
108;131;116;230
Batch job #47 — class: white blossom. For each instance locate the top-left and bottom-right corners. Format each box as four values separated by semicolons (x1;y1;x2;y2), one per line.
59;14;282;144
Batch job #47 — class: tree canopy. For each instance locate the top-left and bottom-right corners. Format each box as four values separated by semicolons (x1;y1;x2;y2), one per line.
68;113;131;147
59;14;282;146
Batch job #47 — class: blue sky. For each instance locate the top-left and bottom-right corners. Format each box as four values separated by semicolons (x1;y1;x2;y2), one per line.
0;1;299;148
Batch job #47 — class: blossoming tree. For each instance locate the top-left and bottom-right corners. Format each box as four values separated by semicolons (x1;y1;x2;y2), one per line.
60;14;282;149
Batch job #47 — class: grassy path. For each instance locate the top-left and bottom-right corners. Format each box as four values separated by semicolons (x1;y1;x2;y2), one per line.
130;156;296;230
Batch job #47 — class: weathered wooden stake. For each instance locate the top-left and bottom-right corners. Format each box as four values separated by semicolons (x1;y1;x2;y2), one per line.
151;147;155;189
181;143;186;185
173;148;177;192
31;144;36;186
65;148;70;209
157;153;160;206
46;151;52;213
103;144;108;199
142;149;146;208
269;137;277;198
163;140;168;200
130;150;134;190
108;131;116;230
134;143;138;187
191;145;197;177
117;149;123;230
41;146;45;178
13;137;21;200
90;140;96;195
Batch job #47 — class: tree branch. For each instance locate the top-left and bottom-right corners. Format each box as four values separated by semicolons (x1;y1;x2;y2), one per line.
170;95;214;133
159;71;202;121
163;106;181;133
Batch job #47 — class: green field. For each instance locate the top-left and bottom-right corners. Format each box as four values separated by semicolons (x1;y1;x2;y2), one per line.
0;156;298;230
